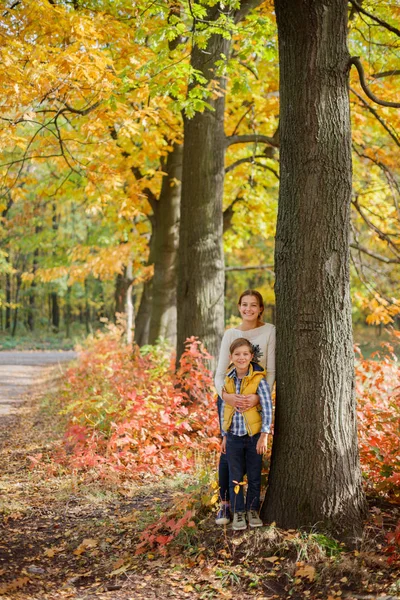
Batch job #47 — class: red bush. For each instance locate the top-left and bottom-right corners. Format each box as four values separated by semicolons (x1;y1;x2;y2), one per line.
52;330;219;480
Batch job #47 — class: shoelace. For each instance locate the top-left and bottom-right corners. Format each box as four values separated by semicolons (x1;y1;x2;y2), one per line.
249;510;259;519
236;512;245;522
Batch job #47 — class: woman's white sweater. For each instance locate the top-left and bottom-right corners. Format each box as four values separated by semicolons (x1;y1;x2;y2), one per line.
214;323;276;396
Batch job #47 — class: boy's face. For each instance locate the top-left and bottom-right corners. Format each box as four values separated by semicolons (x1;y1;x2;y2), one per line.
230;345;253;370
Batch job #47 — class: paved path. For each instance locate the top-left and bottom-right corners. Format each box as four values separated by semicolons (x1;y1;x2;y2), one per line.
0;351;77;417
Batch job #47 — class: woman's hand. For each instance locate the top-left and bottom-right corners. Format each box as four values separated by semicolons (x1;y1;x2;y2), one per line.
256;433;268;455
222;391;245;408
240;393;259;410
221;436;227;454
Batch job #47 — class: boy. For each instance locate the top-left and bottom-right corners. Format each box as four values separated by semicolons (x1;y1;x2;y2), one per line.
221;338;272;530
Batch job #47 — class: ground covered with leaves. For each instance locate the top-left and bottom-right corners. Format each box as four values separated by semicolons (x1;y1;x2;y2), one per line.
1;331;399;600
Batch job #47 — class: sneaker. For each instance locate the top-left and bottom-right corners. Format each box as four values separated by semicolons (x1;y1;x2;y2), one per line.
215;505;231;525
232;511;247;531
247;509;263;528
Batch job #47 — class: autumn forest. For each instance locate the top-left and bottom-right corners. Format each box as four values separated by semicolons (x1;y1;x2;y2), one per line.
0;0;399;598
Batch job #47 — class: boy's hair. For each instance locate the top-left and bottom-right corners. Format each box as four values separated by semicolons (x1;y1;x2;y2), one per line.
229;338;253;355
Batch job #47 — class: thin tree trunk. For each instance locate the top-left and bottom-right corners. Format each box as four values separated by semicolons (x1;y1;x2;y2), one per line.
51;292;60;332
126;258;134;345
27;248;39;332
149;143;182;346
84;279;92;334
176;7;229;365
261;0;366;541
115;271;128;317
11;273;21;337
65;286;71;338
135;224;156;347
5;273;11;331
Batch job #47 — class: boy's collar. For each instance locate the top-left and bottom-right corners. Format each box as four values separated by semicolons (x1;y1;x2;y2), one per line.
227;363;254;379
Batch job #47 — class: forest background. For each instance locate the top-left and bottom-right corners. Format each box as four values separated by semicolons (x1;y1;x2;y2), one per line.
0;0;399;352
0;0;400;598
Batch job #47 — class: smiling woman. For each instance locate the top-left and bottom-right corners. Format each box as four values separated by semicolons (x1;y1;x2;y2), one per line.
213;289;276;526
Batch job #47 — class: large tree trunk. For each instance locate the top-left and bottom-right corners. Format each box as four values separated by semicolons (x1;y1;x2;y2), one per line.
176;7;228;364
261;0;366;540
149;143;182;346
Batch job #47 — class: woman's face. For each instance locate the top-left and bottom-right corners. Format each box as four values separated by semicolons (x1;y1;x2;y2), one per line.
238;295;262;322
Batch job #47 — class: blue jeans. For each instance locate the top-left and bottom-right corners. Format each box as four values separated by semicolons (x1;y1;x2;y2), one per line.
226;432;262;513
217;396;229;502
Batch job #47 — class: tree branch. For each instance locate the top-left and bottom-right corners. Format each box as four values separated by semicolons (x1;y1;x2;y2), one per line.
231;103;254;136
349;0;400;38
352;197;400;259
234;0;264;24
223;196;244;233
350;87;400;147
225;155;279;178
372;70;400;79
225;133;279;148
349;57;400;108
225;264;274;272
350;242;399;264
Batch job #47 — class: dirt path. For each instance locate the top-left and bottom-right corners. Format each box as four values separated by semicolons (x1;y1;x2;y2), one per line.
0;351;76;418
0;353;398;600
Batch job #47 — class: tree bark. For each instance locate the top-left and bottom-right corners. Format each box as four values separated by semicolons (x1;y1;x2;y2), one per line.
27;248;39;331
115;270;130;316
261;0;366;541
51;291;60;332
149;143;182;346
5;273;11;331
176;7;229;364
134;224;156;347
11;272;21;337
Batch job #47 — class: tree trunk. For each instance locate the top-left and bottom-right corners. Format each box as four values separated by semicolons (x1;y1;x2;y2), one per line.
84;279;92;334
65;286;71;338
11;273;21;337
115;270;130;317
27;248;39;332
125;258;134;345
176;7;228;365
51;292;60;332
134;224;156;347
149;143;182;346
261;0;366;541
5;273;11;331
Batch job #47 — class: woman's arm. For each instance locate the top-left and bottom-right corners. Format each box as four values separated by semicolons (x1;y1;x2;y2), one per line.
266;326;276;390
214;330;233;396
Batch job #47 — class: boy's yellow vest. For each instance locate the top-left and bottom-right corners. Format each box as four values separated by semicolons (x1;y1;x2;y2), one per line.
222;364;266;436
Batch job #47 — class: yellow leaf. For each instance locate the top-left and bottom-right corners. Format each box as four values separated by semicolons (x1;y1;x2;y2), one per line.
234;485;240;494
264;556;279;563
295;564;315;582
73;538;98;556
210;493;219;505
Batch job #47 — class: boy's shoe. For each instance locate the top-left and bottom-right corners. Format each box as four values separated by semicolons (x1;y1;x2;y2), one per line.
232;511;247;531
215;505;231;525
247;510;263;528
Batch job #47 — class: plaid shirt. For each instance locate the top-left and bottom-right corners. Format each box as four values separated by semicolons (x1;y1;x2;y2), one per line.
222;367;272;436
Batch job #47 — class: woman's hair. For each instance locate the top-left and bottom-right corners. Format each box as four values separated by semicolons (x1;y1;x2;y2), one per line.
238;289;265;314
229;337;253;355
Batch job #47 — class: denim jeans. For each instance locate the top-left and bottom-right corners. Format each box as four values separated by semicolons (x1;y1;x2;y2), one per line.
217;396;230;502
226;431;262;513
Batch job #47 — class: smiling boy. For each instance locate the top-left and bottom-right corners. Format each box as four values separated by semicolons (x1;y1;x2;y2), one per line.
221;337;272;530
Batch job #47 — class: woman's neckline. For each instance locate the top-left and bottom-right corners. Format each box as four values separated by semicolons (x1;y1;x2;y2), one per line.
233;322;268;332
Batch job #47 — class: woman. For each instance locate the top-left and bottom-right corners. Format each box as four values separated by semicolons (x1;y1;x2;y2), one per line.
214;289;276;526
